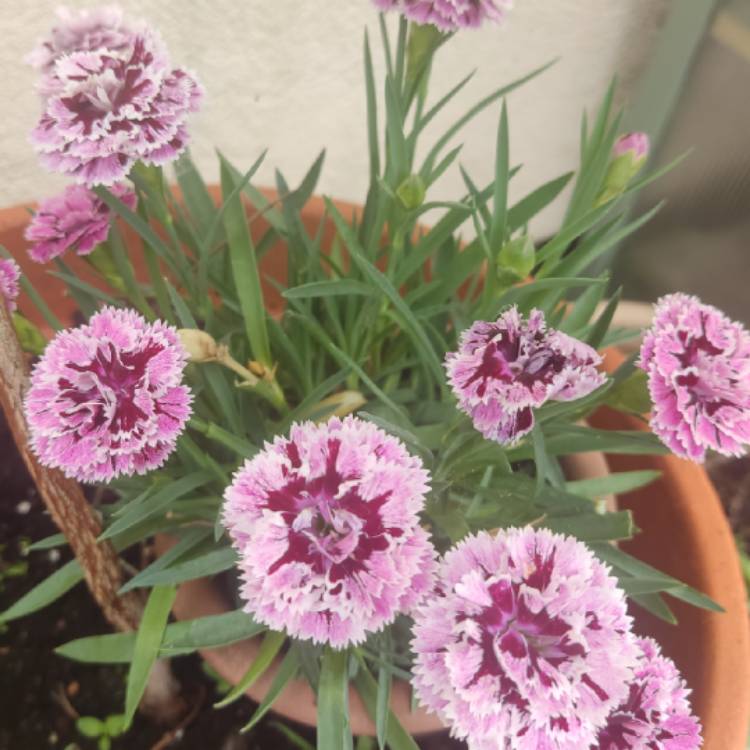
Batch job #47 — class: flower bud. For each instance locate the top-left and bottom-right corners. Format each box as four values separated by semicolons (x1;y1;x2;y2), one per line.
597;132;650;205
497;234;535;283
396;174;426;211
178;328;218;362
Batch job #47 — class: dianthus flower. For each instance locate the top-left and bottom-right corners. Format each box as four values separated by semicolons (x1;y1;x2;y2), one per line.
373;0;512;31
27;5;139;91
614;132;650;164
29;8;202;186
222;416;436;648
0;258;21;313
411;529;638;750
24;184;136;263
595;637;702;750
446;307;605;444
639;293;750;462
25;307;191;483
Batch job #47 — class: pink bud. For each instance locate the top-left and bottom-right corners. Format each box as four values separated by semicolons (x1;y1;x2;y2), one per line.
613;132;650;162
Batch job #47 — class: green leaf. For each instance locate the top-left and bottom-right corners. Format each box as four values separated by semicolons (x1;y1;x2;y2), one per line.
543;510;634;542
215;629;286;708
119;528;210;593
12;313;48;355
270;722;315;750
56;610;266;664
507;425;668;460
363;32;380;180
326;200;444;386
241;649;299;733
318;647;352;750
565;470;660;499
174;151;217;241
489;100;509;253
76;717;104;738
353;661;419;750
585;288;621;349
124;585;177;727
0;559;82;623
123;546;235;590
591;543;723;613
220;156;271;367
283;280;375;300
27;533;67;551
604;370;652;415
99;472;212;541
375;662;391;750
104;714;126;738
507;172;574;231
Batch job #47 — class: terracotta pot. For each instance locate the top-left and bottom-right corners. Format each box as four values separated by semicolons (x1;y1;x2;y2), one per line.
2;197;748;744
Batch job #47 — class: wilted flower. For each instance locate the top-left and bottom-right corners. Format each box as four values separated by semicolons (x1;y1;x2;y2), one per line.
411;529;638;750
25;307;191;483
446;307;605;444
24;184;136;263
222;415;436;648
595;637;702;750
373;0;512;31
0;258;21;313
639;293;750;462
29;7;202;186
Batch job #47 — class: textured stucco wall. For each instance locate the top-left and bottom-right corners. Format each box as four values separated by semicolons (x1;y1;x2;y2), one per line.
0;1;669;237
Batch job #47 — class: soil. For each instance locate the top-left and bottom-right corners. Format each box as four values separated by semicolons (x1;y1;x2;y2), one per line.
0;413;462;750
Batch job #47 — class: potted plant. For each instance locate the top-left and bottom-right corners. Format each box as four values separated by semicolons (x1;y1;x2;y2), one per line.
1;3;748;749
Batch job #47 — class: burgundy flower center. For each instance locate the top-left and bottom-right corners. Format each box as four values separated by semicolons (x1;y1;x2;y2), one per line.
460;550;596;710
58;340;163;437
265;439;399;582
596;683;674;749
465;327;567;398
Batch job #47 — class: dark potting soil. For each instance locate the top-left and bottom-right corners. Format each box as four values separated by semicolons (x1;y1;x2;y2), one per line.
0;415;462;750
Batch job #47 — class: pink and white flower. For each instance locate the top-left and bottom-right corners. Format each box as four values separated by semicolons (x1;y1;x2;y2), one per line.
0;258;21;313
24;184;136;263
411;529;638;750
595;637;702;750
373;0;512;30
446;307;605;445
25;307;191;483
27;5;140;90
29;8;202;186
222;416;436;648
639;293;750;462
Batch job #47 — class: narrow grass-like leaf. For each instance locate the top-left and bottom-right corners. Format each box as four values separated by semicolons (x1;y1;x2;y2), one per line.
565;470;660;499
318;647;351;750
123;546;236;589
326;200;444;385
507;172;574;231
241;649;299;733
0;559;82;623
215;630;286;708
283;280;375;300
124;585;176;727
353;660;419;750
220;157;271;367
489;100;509;253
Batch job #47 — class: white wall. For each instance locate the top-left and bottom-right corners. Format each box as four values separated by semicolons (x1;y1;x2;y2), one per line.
1;1;669;237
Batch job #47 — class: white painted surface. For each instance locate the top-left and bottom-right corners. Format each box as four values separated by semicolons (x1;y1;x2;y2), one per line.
0;1;668;236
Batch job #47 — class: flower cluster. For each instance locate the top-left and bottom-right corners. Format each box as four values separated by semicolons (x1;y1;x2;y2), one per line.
24;307;191;483
29;6;202;185
595;638;701;750
0;258;21;313
446;307;605;444
222;416;436;648
373;0;512;30
24;184;136;263
412;529;639;749
639;293;750;462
